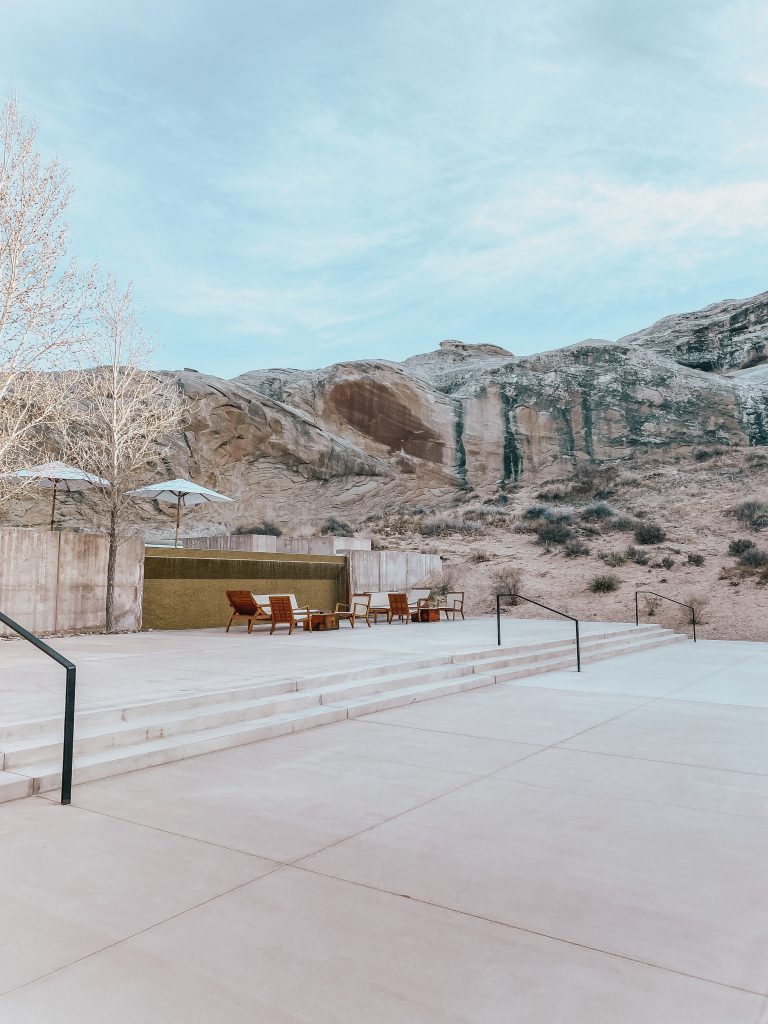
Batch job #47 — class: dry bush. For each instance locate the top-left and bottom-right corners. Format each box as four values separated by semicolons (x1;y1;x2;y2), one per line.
686;553;705;566
733;500;768;530
634;523;667;545
588;573;621;593
642;594;662;617
469;548;491;563
680;592;710;626
563;539;590;557
420;514;481;537
492;566;524;605
728;538;756;556
570;463;619;497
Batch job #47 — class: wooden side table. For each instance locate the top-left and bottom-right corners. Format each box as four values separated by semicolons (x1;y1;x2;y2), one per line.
303;612;340;631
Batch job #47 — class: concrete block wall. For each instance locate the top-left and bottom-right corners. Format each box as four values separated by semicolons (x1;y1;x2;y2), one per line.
184;535;372;555
0;529;144;635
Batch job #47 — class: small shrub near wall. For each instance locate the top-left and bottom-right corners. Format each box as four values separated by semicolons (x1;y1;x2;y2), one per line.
588;573;621;593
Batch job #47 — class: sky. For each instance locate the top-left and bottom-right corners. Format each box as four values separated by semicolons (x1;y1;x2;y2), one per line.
2;0;768;377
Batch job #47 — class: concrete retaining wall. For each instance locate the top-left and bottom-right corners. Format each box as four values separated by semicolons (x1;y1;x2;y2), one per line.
348;550;443;595
0;529;144;635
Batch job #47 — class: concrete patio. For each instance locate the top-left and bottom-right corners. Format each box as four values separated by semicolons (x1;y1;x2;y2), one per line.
0;636;766;1021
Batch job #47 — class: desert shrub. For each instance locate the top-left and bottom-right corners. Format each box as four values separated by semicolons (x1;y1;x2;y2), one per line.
535;521;572;545
469;548;491;563
581;502;615;522
420;515;481;537
633;523;666;545
522;505;549;520
728;538;756;556
463;508;507;526
607;515;638;533
236;520;282;536
642;594;662;617
694;449;715;462
564;539;590;557
659;556;675;570
492;566;524;605
686;553;705;566
601;550;627;567
570;463;619;497
733;500;768;530
321;516;354;536
625;545;650;565
739;547;768;568
588;573;621;593
536;487;568;502
681;592;710;626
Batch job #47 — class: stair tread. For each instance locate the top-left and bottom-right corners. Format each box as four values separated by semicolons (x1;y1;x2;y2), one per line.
327;673;494;708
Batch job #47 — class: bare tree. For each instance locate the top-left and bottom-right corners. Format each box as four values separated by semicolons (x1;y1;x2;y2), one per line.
0;96;89;507
66;280;185;631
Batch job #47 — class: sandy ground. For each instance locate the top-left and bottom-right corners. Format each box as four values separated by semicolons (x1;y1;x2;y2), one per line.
368;448;768;642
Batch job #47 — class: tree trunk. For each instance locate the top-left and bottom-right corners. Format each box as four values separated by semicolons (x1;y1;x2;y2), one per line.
105;506;118;633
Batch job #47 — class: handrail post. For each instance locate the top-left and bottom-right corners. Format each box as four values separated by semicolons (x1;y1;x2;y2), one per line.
0;610;76;805
496;593;501;647
61;665;76;804
575;619;581;672
692;609;697;644
635;590;639;627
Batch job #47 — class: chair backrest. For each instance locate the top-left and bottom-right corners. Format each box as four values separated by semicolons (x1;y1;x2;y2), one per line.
406;589;431;604
388;593;410;616
251;594;271;614
227;590;259;615
369;592;389;606
351;594;371;611
269;595;294;625
446;591;464;608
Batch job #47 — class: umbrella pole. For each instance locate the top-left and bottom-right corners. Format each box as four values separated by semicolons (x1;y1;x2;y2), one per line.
50;484;58;531
174;496;181;548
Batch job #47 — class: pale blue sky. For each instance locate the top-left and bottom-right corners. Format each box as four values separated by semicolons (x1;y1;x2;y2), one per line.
3;0;767;376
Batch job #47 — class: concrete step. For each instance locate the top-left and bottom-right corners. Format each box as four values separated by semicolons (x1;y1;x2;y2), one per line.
0;771;33;804
454;624;666;666
27;705;350;794
328;673;496;718
0;678;300;743
480;627;676;674
493;631;685;682
2;690;323;770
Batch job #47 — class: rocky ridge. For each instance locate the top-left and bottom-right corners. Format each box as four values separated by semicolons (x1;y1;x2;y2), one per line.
168;290;768;531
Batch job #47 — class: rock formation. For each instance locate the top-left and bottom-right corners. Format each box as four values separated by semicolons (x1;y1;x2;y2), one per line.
164;290;768;530
5;290;768;533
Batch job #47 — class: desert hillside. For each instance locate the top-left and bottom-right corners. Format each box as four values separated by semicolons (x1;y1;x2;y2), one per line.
363;448;768;642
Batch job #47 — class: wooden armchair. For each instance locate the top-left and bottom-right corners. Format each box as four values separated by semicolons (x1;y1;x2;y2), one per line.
225;591;270;633
435;591;465;620
268;595;312;635
388;592;411;624
335;594;372;628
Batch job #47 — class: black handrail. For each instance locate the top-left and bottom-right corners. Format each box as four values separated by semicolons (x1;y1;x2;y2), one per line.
496;593;581;672
635;590;697;642
0;612;76;804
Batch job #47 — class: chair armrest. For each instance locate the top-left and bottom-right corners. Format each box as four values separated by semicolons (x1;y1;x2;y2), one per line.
335;602;349;612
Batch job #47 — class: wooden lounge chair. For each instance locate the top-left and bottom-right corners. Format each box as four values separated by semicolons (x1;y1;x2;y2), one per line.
388;592;411;624
225;590;270;633
435;591;465;620
268;594;312;635
335;594;372;628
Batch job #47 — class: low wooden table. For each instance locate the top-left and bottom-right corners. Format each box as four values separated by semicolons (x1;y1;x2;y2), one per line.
412;607;440;623
303;612;340;631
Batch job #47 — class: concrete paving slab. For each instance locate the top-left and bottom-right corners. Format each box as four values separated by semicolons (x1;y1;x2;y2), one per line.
565;698;768;775
362;684;649;746
62;727;487;862
0;868;761;1024
0;798;274;993
496;747;768;820
302;777;768;992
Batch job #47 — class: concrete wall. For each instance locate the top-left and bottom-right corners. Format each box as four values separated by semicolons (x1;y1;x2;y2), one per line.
348;550;443;596
143;547;348;630
0;529;144;635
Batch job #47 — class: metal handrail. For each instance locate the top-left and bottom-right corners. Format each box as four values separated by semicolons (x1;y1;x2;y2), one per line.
635;590;697;642
0;612;76;804
496;593;581;672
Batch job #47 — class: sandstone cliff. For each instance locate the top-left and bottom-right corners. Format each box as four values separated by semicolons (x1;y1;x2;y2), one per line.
162;290;768;531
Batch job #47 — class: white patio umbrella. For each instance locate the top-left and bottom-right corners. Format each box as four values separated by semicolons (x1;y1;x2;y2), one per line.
3;461;110;530
129;477;234;547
